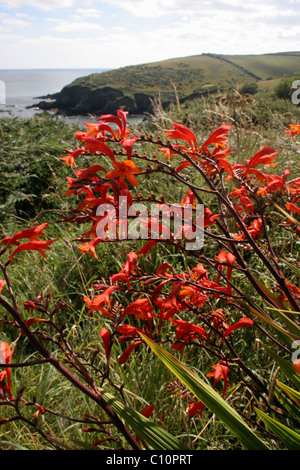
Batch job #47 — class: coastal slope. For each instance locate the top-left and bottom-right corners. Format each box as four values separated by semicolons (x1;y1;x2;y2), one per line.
35;51;300;116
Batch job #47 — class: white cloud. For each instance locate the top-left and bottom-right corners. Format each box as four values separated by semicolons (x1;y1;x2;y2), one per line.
0;15;30;31
75;8;103;17
47;17;103;33
102;0;300;19
101;0;177;18
0;0;93;10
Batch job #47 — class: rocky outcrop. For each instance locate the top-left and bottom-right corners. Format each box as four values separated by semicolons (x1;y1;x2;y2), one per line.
33;85;156;116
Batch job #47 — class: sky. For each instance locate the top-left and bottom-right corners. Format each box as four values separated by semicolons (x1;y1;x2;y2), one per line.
0;0;299;69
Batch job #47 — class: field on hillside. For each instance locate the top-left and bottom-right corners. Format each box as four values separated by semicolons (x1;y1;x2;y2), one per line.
1;88;300;450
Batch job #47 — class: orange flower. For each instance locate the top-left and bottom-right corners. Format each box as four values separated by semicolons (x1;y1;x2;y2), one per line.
84;285;120;317
106;160;142;187
78;237;102;260
284;124;300;139
61;147;85;167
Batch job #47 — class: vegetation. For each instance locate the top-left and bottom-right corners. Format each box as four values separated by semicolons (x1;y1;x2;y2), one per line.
0;89;300;450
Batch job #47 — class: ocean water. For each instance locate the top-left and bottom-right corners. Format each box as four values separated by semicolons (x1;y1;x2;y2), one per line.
0;68;108;123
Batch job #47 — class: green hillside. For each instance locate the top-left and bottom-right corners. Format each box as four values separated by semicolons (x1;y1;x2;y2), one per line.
38;51;300;115
66;51;300;98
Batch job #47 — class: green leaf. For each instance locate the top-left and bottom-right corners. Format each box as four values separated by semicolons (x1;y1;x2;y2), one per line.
260;342;300;389
251;275;286;310
274;388;300;421
265;305;300;339
276;380;300;405
280;258;300;279
140;334;269;450
99;389;187;450
255;408;300;450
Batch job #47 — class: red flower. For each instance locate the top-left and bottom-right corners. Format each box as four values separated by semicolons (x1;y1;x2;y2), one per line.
99;327;113;361
116;324;150;365
215;250;236;286
0;223;49;251
0;341;13;399
99;110;129;139
61;147;85;167
222;317;254;343
232;147;279;184
200;125;232;152
21;318;48;336
111;251;138;289
293;359;300;375
0;280;6;294
78;237;102;260
137;240;158;256
187;400;204;418
164;123;197;153
84;120;116;138
141;404;154;418
190;263;208;281
204;208;220;227
79;136;116;161
247;218;263;239
172;319;209;342
121;137;138;159
207;361;230;398
245;146;278;172
286;202;300;215
8;239;58;262
121;298;156;334
118;341;141;365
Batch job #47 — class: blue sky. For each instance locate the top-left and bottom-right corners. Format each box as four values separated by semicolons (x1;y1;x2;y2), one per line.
0;0;299;69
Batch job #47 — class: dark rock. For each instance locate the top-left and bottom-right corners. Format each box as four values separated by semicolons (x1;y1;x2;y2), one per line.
33;85;156;116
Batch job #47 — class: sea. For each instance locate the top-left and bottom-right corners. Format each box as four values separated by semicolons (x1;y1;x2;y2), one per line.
0;68;144;127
